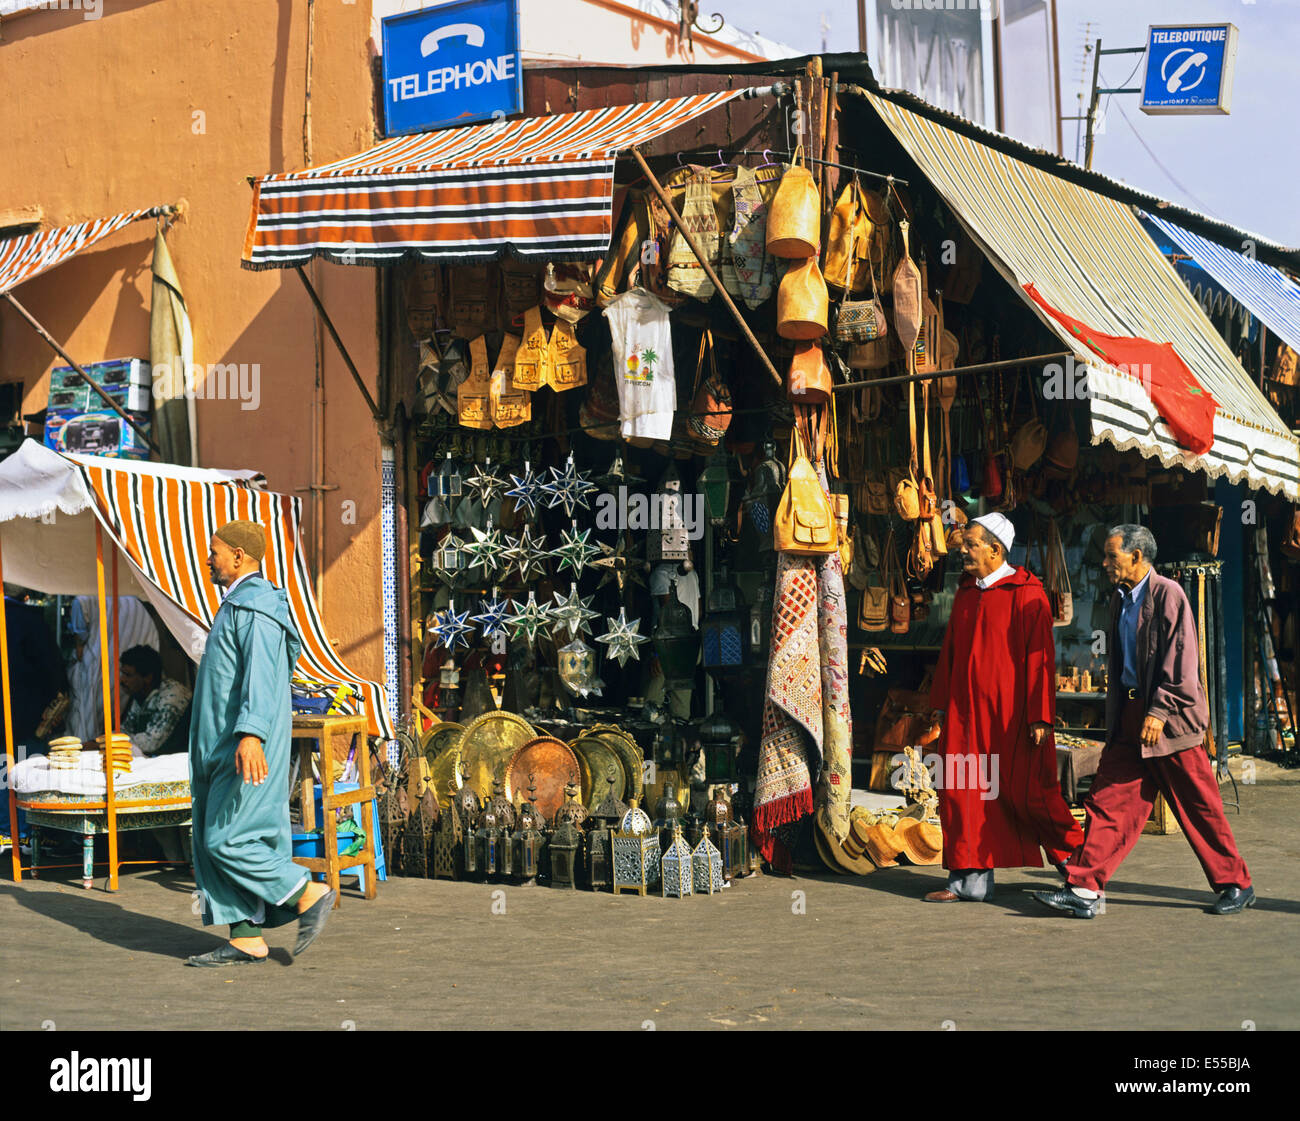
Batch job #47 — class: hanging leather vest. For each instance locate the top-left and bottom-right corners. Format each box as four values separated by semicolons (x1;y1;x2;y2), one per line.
489;334;530;428
720;164;774;309
514;307;588;392
457;335;493;431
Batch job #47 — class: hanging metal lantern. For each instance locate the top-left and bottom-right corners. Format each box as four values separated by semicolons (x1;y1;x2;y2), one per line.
702;561;746;669
699;447;732;528
660;823;694;898
431;532;466;583
749;576;774;656
652;576;699;688
692;830;725;895
741;435;786;555
612;798;660;896
435;451;463;499
697;712;741;783
646;463;693;567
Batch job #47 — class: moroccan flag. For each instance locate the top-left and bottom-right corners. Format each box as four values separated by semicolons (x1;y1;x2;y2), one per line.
1023;282;1217;455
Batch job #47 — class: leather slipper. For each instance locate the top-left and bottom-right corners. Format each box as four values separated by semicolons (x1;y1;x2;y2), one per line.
185;943;268;967
293;888;338;957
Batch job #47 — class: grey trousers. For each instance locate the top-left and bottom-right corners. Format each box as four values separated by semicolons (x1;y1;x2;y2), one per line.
948;869;995;901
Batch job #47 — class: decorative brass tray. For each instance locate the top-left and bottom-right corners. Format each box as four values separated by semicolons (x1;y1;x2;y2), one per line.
569;733;625;812
460;711;536;799
579;724;644;804
429;744;463;810
505;737;581;823
422;721;464;767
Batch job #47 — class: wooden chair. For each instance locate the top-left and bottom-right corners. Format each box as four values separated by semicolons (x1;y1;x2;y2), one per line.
290;714;377;907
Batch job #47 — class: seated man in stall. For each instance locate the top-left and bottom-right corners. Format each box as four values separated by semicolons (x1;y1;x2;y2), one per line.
119;645;192;757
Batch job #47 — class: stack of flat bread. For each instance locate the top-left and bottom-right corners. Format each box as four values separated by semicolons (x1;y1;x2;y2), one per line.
91;732;134;775
46;736;84;770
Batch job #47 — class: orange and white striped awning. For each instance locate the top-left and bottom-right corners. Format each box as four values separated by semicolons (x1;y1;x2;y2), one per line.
241;91;747;269
0;208;162;296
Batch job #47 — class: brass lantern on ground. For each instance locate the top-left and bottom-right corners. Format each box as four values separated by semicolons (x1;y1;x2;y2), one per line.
710;786;749;883
511;780;545;886
549;817;582;889
660;823;694;898
692;830;725;895
586;769;626;893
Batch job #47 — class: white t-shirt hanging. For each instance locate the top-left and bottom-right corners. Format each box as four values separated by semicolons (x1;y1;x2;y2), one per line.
603;287;676;442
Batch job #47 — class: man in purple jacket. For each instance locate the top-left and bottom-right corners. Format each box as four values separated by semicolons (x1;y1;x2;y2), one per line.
1033;524;1253;918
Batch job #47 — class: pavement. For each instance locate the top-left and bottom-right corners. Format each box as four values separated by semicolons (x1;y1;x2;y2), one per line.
2;757;1297;1031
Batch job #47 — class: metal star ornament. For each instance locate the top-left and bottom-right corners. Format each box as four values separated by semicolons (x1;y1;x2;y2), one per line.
463;459;508;507
502;524;549;582
433;601;474;651
549;582;600;641
471;588;511;639
543;454;598;518
551;521;601;579
504;462;545;519
592;532;649;592
461;521;505;578
506;590;553;646
595;607;651;667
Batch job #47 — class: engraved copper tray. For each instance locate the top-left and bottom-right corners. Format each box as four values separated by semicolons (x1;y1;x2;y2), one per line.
505;737;581;823
460;710;536;799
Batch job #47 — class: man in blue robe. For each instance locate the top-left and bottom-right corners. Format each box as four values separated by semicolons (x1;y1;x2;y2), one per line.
185;519;334;966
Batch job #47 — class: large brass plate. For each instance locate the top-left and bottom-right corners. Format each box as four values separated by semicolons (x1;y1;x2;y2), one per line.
583;724;644;803
423;722;464;767
460;711;536;799
570;733;625;812
505;737;581;823
429;745;463;809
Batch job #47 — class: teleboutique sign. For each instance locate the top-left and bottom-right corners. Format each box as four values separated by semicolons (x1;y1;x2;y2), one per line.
381;0;523;136
1140;23;1238;116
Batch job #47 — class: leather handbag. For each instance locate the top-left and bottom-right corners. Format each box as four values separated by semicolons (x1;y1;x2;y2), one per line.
835;290;888;344
824;175;875;292
847;336;891;370
890;220;923;356
788;340;833;404
687;329;733;451
859;578;889;632
885;530;909;634
1043;519;1074;627
766;147;821;259
777;256;830;340
774;409;838;556
874;687;935;753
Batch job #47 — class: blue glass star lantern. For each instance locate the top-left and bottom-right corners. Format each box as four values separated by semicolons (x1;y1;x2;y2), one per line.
595;607;651;667
504;461;545;520
502;524;549;583
471;588;511;640
551;522;600;579
549;583;599;641
434;600;474;652
543;454;598;518
506;590;553;647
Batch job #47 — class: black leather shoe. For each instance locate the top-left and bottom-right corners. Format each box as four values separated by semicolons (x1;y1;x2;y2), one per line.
1209;886;1256;915
185;943;268;967
294;888;338;956
1031;887;1100;919
1054;861;1069;878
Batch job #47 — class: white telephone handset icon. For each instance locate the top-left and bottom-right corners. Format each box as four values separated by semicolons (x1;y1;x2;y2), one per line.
1166;51;1208;93
421;22;486;57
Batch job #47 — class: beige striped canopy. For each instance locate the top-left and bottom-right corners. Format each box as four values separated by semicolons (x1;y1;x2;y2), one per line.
865;92;1299;500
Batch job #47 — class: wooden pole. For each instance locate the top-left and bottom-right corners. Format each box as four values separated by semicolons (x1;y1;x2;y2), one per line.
628;146;784;390
3;292;160;455
95;524;119;891
0;535;20;882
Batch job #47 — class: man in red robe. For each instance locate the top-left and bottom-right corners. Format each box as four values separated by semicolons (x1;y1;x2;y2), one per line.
923;513;1083;902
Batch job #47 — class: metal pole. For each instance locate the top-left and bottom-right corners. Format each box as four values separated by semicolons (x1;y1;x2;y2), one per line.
294;265;384;423
3;291;161;455
835;351;1073;393
1084;37;1102;170
0;535;21;882
95;524;119;891
629;145;784;390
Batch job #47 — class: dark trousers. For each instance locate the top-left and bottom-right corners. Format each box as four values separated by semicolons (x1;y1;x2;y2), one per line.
1066;700;1250;893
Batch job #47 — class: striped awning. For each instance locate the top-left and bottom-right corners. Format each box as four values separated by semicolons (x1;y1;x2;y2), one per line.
866;92;1300;501
241;91;745;269
73;454;395;738
1;209;160;296
1144;212;1300;355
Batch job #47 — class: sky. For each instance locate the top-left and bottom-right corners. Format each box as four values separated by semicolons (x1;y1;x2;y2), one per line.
717;0;1300;248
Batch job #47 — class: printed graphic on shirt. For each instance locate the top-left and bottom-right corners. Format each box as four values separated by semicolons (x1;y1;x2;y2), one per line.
624;346;658;384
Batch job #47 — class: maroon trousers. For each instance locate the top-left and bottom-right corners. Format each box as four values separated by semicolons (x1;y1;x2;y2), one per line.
1066;700;1250;893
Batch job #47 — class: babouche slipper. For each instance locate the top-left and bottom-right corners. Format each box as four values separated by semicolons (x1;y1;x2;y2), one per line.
185;943;268;967
294;888;337;956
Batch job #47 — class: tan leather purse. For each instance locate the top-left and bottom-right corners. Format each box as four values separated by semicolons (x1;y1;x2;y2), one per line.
777;256;829;340
766;147;820;259
891;220;923;356
824;175;875;292
787;340;832;404
774;410;838;556
886;530;909;635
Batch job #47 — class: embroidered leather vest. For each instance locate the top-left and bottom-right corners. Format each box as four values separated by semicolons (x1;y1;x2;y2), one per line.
666;165;719;301
457;336;493;430
720;165;775;309
514;307;588;392
489;333;530;428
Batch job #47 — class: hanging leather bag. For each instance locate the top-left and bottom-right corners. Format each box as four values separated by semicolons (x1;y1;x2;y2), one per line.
777;256;830;340
1043;519;1074;627
890;220;923;356
1281;508;1300;561
687;328;733;451
774;409;838;555
886;530;910;635
787;340;833;404
766;146;821;259
824;175;875;292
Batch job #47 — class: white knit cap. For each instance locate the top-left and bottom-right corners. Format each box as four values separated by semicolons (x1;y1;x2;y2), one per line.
972;512;1015;552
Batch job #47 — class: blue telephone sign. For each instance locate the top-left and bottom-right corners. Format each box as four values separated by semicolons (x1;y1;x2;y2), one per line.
1140;24;1238;116
381;0;523;136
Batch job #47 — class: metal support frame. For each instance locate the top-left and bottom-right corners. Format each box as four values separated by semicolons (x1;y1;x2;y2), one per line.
294;265;384;425
834;351;1072;394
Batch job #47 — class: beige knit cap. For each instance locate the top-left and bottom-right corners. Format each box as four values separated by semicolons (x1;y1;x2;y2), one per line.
214;519;267;561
